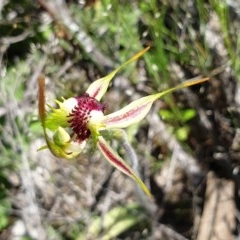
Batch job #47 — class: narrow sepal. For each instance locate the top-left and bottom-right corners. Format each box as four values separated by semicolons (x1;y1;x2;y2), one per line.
103;78;209;129
86;47;150;101
97;136;152;198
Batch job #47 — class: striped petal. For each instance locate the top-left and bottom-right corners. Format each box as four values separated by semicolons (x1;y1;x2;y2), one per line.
86;47;150;101
97;136;152;198
103;78;209;129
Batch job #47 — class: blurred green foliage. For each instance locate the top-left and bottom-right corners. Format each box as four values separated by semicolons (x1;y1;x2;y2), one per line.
160;108;196;141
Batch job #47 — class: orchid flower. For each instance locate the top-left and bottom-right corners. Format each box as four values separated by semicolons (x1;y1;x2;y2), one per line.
38;47;209;198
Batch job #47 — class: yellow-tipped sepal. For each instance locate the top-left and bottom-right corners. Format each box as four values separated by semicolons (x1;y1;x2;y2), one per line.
97;136;152;198
103;78;209;129
86;47;150;101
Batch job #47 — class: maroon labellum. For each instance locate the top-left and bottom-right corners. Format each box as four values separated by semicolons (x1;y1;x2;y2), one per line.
68;93;106;142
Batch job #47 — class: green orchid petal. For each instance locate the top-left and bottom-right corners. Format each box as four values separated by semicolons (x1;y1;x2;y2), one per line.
97;135;152;198
103;78;209;129
86;47;150;101
45;98;77;131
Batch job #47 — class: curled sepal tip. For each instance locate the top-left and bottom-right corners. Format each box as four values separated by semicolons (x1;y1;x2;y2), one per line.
97;136;152;198
38;74;46;124
153;77;210;99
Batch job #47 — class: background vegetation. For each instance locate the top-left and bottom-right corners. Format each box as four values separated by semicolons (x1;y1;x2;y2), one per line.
0;0;240;239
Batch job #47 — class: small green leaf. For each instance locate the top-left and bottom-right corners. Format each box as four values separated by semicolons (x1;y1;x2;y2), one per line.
176;126;190;141
159;109;175;120
181;109;196;122
159;108;196;122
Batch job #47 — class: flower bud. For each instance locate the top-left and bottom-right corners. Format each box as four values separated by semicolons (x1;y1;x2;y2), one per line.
53;127;71;146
